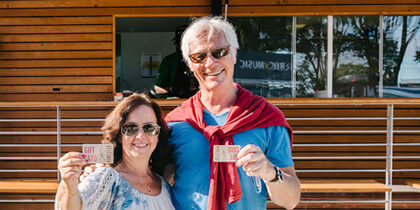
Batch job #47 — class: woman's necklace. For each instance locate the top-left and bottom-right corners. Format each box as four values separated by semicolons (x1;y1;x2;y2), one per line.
137;173;155;194
115;163;154;194
141;176;153;193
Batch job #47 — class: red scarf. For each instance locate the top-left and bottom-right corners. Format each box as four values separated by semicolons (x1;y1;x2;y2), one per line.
165;84;293;210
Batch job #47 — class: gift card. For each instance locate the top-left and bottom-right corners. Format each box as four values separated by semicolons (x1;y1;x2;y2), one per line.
82;144;114;164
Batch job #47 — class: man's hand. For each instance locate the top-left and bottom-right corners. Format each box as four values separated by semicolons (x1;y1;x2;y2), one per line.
236;144;301;209
236;144;275;182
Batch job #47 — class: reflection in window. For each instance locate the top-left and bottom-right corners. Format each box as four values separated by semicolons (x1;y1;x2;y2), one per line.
383;16;420;97
113;16;419;99
333;16;380;98
296;16;328;97
229;17;293;98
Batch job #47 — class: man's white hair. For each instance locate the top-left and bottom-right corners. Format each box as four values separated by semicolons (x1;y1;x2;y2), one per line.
181;16;239;64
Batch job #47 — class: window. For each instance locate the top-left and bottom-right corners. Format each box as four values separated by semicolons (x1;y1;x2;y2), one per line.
296;16;328;97
115;17;192;93
333;16;379;98
383;16;420;97
230;17;293;98
114;15;419;98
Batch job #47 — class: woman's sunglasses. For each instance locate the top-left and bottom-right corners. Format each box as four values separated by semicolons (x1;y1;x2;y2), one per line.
121;123;161;137
188;46;230;64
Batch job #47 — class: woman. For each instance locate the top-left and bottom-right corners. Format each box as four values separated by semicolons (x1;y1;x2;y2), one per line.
55;93;174;210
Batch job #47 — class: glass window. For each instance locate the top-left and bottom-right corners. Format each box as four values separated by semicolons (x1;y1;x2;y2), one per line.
115;17;193;95
383;16;420;97
229;17;293;98
113;15;419;99
333;16;380;98
296;16;328;97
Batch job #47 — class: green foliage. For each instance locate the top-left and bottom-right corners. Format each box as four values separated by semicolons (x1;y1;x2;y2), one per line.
230;17;292;52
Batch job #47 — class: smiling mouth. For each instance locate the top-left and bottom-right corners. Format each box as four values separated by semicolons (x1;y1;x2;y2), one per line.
133;143;148;148
203;69;224;76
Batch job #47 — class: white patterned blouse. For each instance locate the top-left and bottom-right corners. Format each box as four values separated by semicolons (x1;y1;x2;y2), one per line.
55;167;175;210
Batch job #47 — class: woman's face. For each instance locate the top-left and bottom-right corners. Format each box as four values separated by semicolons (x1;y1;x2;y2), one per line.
120;105;159;160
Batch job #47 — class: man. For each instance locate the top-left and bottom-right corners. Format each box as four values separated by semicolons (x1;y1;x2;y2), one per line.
165;16;300;209
59;16;300;210
153;25;199;99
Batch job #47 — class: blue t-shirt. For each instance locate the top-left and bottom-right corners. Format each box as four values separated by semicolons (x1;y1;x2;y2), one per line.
168;109;293;210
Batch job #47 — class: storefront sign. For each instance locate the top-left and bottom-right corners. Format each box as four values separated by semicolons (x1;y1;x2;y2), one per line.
234;51;292;98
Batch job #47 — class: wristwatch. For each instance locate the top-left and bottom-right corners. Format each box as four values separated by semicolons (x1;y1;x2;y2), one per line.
269;166;284;183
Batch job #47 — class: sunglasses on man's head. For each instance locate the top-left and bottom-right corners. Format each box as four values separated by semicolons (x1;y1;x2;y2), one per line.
188;46;230;64
121;123;160;137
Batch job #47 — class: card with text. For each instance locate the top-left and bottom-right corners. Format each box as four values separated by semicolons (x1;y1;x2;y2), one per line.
213;145;241;162
82;144;114;164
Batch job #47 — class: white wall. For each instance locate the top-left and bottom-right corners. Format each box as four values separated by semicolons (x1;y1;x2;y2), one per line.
120;32;175;92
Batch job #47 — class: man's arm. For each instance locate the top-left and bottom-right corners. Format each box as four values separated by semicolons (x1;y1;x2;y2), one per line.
264;165;301;209
236;145;301;209
154;85;169;94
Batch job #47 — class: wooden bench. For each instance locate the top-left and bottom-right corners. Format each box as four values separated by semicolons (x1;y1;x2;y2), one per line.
407;181;420;190
0;179;392;194
1;179;391;193
0;178;392;209
0;179;58;194
300;179;391;193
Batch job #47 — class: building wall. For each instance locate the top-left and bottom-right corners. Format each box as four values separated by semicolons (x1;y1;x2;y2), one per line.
0;0;418;102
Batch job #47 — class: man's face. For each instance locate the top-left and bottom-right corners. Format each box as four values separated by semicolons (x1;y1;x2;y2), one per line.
187;33;237;92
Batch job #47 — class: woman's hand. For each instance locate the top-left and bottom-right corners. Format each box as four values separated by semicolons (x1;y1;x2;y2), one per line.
57;152;86;210
79;163;106;182
58;152;87;189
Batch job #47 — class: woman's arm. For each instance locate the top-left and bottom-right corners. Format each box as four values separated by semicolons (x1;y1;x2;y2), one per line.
56;152;86;210
56;181;82;210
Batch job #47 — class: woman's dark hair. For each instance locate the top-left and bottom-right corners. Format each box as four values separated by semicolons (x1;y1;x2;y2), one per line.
101;93;171;176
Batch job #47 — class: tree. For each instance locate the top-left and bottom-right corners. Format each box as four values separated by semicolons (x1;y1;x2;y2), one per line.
383;16;419;86
230;17;291;52
295;16;355;97
336;16;380;96
296;16;327;96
